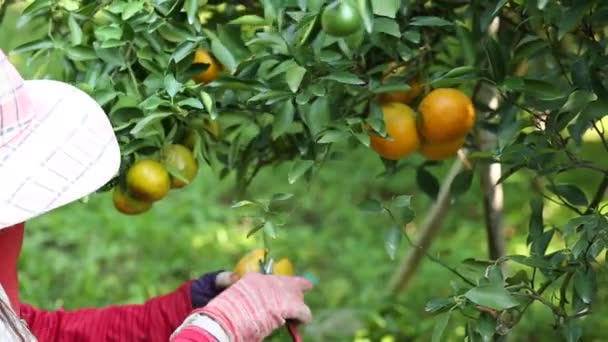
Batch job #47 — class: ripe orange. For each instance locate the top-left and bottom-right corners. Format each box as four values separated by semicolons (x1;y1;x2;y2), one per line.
234;248;268;276
234;248;295;276
418;88;475;143
113;186;152;215
161;144;199;189
126;159;171;202
369;102;421;160
193;49;221;84
273;258;295;276
419;136;466;160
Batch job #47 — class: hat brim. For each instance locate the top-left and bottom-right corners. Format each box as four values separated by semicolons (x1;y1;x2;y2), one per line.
0;79;120;229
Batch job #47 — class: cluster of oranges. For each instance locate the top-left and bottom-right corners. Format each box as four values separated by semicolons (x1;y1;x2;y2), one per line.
369;65;476;161
233;248;295;277
113;144;200;215
112;49;222;215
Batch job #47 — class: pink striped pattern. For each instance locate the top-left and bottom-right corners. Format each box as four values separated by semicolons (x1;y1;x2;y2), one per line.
0;51;35;147
172;273;313;342
0;49;120;228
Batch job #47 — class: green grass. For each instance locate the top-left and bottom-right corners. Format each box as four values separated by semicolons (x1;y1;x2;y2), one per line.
3;4;608;341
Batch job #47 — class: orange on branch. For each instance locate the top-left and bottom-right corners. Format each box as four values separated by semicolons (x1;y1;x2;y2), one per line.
192;49;222;84
369;102;421;160
126;159;171;202
113;187;152;215
418;88;475;143
419;137;466;161
161;144;199;189
234;249;295;277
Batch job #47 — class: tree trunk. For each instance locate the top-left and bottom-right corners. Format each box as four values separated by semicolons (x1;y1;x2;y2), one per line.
478;129;505;260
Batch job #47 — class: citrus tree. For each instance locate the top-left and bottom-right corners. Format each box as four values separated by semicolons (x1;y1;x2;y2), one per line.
6;0;608;340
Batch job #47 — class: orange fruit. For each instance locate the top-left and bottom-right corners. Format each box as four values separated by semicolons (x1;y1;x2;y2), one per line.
126;159;171;202
161;144;199;189
369;102;421;160
418;88;475;143
419;136;466;160
193;49;221;84
234;248;268;276
234;248;295;276
113;186;152;215
273;258;295;276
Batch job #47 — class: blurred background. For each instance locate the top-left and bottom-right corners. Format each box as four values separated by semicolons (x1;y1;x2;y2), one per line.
2;2;608;341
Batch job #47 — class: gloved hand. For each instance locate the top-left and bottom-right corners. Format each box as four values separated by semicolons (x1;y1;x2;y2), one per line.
190;270;240;308
171;272;313;342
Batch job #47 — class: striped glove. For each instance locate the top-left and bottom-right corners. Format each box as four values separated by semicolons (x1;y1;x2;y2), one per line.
171;272;313;342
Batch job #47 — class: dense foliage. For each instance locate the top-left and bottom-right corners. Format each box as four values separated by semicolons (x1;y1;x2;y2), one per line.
3;0;608;340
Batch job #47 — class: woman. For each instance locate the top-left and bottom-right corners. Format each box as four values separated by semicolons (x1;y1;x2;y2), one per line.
0;48;313;341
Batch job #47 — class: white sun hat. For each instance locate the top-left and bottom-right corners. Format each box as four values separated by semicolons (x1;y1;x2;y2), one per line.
0;49;121;229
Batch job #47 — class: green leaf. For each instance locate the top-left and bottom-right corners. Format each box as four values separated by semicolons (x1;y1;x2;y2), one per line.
416;168;440;200
450;170;473;197
352;132;370;147
68;14;83;46
384;226;402;260
431;311;451;342
65;46;97;61
286;64;307;93
558;2;592;39
288;160;314;184
464;283;520;310
358;198;384;214
164;74;182;98
180;0;198;24
357;0;373;33
321;71;365;85
573;269;594;304
488;0;508;26
371;0;400;18
503;77;566;101
263;221;277;239
425;297;456;314
11;39;54;54
211;40;237;73
171;41;197;63
373;17;401;38
547;184;588;207
177;98;204;109
372;83;411;94
318;130;350;144
561;90;597;114
391;195;412;208
122;0;144;20
528;197;544;243
476;312;497;340
270;193;294;202
561;319;582;342
200;91;217;119
409;16;452;27
130;112;172;135
229;15;267;25
231;200;262;209
507;255;552;269
272;100;295;140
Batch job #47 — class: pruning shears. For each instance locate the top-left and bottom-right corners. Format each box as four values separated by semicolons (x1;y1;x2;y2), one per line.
260;258;303;342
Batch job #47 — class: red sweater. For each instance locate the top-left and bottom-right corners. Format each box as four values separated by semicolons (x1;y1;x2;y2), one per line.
0;223;217;342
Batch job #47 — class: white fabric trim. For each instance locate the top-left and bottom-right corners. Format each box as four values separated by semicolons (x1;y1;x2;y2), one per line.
171;313;230;342
190;314;230;342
